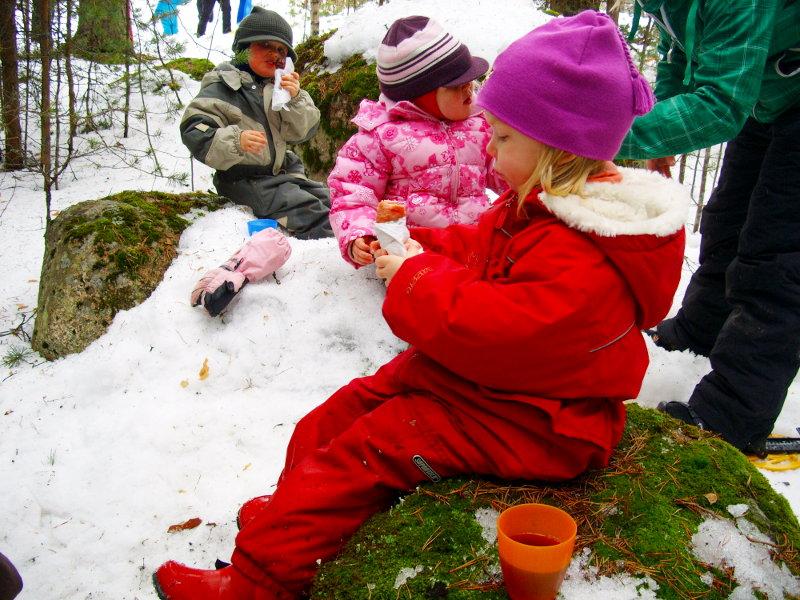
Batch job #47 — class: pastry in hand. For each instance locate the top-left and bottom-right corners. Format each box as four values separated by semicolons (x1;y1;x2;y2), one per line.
375;200;406;223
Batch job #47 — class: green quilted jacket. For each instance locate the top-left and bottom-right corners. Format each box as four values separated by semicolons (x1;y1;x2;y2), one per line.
618;0;800;159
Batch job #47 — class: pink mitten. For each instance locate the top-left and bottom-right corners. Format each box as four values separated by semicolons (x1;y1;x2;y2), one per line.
190;228;292;317
231;228;292;282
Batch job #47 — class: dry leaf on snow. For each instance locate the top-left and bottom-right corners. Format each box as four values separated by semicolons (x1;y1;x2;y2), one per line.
167;517;202;533
198;358;209;380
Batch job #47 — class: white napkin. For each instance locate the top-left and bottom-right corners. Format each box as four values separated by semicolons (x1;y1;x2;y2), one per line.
271;56;295;112
374;218;410;257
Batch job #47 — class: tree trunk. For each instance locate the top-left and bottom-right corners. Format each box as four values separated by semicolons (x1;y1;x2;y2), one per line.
310;0;320;37
546;0;601;15
693;146;712;233
73;0;131;57
636;19;656;72
678;153;687;184
22;0;32;152
606;0;620;23
39;0;53;224
30;0;51;39
65;0;78;145
0;0;24;169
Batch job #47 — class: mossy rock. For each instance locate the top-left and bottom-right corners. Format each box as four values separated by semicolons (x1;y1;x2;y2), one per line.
31;191;227;360
310;404;800;599
294;30;380;181
162;57;216;81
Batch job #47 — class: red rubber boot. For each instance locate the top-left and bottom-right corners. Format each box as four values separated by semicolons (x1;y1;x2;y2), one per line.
236;495;273;529
153;563;278;600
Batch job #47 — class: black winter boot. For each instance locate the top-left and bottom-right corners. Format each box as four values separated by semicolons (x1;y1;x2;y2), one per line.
656;401;800;458
657;401;708;429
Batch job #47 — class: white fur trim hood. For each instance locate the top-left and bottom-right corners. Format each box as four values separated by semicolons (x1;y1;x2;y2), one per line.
538;167;689;237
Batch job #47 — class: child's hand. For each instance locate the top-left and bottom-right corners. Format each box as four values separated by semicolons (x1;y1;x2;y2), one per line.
370;238;423;260
369;239;385;257
348;236;376;265
280;72;300;98
404;239;424;257
373;239;422;285
240;130;266;154
646;156;675;178
375;254;405;286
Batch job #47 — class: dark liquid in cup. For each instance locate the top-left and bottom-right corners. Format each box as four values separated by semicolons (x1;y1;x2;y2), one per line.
500;533;567;599
509;533;560;546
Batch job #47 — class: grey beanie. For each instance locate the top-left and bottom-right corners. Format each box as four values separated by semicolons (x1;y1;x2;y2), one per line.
233;7;296;61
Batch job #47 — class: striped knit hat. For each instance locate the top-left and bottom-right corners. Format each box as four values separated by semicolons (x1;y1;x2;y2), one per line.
377;16;489;101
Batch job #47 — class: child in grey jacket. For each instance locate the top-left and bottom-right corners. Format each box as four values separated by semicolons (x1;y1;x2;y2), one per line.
180;7;332;239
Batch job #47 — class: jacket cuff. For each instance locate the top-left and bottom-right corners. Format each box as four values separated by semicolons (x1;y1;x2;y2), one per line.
341;229;370;268
385;252;441;301
231;125;244;156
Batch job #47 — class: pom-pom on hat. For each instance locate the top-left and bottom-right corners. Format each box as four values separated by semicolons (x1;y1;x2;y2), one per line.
477;10;655;161
377;16;489;101
233;7;296;61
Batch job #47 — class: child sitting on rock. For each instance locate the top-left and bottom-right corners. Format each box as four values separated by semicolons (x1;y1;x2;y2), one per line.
154;11;689;599
328;15;505;267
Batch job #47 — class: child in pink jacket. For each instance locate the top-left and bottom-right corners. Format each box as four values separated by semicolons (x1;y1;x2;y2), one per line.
328;15;504;267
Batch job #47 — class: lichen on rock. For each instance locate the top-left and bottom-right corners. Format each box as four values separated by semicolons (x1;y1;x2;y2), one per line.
31;190;226;360
310;405;800;599
294;30;380;182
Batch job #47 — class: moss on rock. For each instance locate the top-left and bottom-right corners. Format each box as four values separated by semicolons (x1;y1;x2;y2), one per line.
31;191;226;360
162;57;216;81
294;30;380;181
310;405;800;599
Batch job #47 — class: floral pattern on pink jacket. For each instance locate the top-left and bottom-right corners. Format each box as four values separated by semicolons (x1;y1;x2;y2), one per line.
328;97;505;267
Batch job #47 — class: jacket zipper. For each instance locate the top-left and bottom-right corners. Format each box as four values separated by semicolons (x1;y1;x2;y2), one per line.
445;122;461;206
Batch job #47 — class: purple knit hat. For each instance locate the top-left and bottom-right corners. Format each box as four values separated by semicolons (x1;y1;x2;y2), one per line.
377;16;489;101
477;11;655;160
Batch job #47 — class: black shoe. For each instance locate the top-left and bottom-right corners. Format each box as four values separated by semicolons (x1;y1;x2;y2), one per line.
657;402;800;458
657;401;708;429
751;437;800;458
744;438;769;459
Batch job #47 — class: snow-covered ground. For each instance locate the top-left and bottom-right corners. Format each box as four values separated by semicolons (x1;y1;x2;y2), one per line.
1;0;799;598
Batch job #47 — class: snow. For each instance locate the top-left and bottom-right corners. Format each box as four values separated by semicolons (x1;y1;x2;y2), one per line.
1;0;799;598
394;565;424;589
322;0;551;69
560;549;661;599
692;517;800;599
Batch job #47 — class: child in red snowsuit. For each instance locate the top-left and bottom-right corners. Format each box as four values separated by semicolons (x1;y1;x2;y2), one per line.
154;11;689;599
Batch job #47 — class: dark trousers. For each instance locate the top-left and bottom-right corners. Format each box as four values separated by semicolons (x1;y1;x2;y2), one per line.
197;0;230;35
661;108;800;449
214;173;334;240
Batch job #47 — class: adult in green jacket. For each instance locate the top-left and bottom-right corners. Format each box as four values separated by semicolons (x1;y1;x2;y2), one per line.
181;7;333;239
617;0;800;454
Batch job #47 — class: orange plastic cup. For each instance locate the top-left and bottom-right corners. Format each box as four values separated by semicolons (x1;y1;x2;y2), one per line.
497;503;577;600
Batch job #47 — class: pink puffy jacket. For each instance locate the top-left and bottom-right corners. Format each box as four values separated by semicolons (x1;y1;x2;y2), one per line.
328;97;504;266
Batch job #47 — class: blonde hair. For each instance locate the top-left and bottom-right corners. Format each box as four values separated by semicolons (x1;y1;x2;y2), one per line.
516;144;608;208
